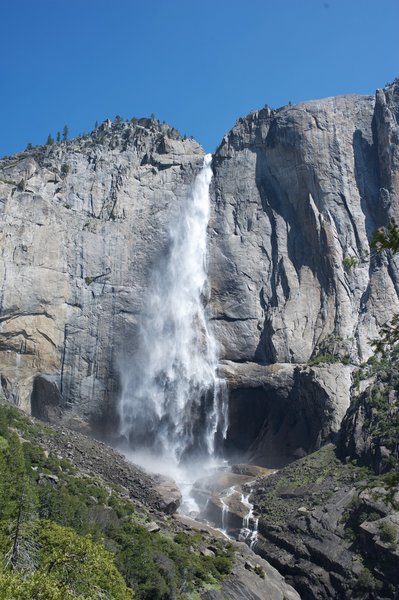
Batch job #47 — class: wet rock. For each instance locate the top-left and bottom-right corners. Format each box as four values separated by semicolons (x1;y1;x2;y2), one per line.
231;464;273;477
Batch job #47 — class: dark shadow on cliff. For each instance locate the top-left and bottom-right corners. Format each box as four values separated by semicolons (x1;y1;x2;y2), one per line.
223;367;334;469
353;128;381;239
254;141;335;363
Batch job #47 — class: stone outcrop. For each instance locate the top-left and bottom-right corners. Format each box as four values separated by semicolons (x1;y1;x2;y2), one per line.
337;344;399;474
220;361;352;466
203;541;301;600
251;444;399;599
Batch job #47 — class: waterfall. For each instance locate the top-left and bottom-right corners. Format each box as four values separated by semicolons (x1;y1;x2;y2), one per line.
118;154;228;479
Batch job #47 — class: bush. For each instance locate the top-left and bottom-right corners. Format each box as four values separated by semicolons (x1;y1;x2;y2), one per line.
379;520;397;544
355;568;382;591
343;256;359;269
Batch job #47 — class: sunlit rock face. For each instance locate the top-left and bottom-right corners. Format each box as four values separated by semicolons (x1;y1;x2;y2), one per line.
0;80;398;465
210;82;399;365
208;80;399;456
0;120;204;431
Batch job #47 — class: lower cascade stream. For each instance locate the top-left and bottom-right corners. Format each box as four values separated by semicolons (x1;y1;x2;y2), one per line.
239;492;259;549
197;478;260;547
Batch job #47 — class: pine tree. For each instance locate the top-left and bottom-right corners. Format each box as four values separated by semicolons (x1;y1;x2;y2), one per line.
46;134;54;145
3;434;39;574
56;132;61;143
62;125;69;141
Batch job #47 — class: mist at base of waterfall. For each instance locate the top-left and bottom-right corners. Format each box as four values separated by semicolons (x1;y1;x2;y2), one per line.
122;447;227;515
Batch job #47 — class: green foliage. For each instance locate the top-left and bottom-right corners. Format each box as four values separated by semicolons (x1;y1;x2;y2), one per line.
0;569;69;600
111;523;233;598
38;520;133;598
0;521;134;599
61;163;69;177
308;352;350;366
342;255;359;269
85;276;93;285
62;125;69;141
371;220;399;355
254;565;265;578
0;405;234;599
308;353;341;366
46;134;54;146
371;221;399;254
308;334;352;366
378;520;397;544
350;349;399;471
372;314;399;354
355;568;383;591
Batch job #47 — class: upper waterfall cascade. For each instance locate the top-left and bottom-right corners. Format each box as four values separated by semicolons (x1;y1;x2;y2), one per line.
118;153;228;467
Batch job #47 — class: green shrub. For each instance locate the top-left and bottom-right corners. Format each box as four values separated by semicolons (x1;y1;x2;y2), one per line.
254;564;265;578
379;520;397;544
355;568;382;591
343;256;359;269
0;405;234;598
308;353;339;366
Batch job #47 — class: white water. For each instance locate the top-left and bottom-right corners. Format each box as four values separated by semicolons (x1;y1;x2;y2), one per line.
118;154;228;508
219;485;238;535
239;490;259;549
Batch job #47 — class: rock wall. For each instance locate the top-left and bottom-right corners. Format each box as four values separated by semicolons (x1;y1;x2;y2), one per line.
209;82;399;365
209;80;399;459
1;80;398;463
0;120;204;430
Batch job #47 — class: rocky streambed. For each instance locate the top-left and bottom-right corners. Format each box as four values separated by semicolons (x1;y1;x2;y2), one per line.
189;464;272;542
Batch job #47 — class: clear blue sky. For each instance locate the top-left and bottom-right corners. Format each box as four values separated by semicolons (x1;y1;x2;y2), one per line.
1;0;398;157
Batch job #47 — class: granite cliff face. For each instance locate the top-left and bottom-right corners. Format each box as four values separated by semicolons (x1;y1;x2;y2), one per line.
209;79;399;462
210;86;399;365
1;80;399;464
0;120;204;431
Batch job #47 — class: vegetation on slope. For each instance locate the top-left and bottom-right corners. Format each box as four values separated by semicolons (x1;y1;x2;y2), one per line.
0;404;234;599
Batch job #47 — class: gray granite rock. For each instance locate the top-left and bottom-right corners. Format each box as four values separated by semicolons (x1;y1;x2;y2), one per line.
0;119;204;430
209;83;399;368
1;81;399;461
